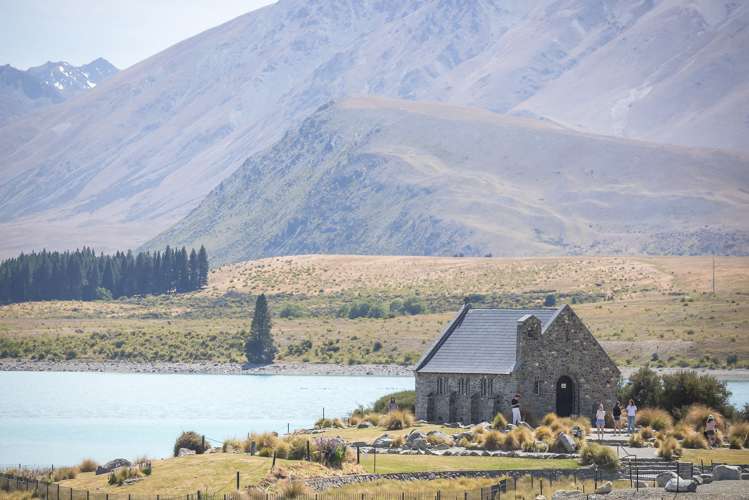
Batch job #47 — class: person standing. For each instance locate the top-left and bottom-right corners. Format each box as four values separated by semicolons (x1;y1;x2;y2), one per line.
511;394;521;425
704;415;717;448
612;401;622;435
388;397;399;413
595;403;606;440
626;399;637;434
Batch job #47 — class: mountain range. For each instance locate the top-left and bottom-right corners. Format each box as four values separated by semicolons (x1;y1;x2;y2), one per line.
0;58;117;124
0;0;747;260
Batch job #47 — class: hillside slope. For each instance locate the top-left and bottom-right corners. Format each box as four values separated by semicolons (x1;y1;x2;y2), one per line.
147;97;749;263
0;0;746;256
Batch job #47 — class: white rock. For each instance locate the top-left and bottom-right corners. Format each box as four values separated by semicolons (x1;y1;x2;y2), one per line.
656;471;678;487
714;464;741;481
595;481;612;494
665;478;697;492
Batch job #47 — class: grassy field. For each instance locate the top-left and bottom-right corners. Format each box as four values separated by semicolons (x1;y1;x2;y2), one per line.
58;454;353;495
1;255;747;368
681;448;749;465
358;454;579;474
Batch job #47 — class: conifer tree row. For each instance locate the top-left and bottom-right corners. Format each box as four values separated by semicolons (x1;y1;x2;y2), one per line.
0;245;209;304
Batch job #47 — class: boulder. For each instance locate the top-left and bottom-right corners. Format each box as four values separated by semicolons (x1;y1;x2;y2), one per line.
570;426;584;438
406;431;426;442
357;421;373;429
409;437;428;451
665;478;697;492
656;471;678;487
692;475;703;485
95;458;131;475
700;473;713;484
177;448;196;457
594;481;612;494
534;496;546;500
742;473;749;480
557;433;577;453
372;434;393;448
432;443;449;450
714;464;742;481
350;441;368;448
634;480;649;488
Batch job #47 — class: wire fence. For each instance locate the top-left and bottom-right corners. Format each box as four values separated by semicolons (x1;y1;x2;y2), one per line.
0;472;506;500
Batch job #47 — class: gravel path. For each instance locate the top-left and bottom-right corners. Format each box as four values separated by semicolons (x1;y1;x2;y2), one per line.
558;480;749;499
0;359;414;376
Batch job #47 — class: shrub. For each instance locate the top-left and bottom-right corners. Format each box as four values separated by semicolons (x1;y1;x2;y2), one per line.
286;436;313;460
363;412;383;426
580;443;619;471
544;294;556;306
542;413;559;426
279;304;306;319
482;431;504;451
671;423;690;440
619;366;662;409
276;480;311;498
403;297;426;315
683;405;725;432
349;415;362;427
503;427;533;451
729;435;744;449
315;437;347;468
391;435;405;448
636;408;673;431
107;467;141;486
729;422;749;448
660;371;730;415
492;413;508;430
426;433;451;446
472;425;486;435
657;436;682;461
78;459;98;473
681;430;708;449
274;440;290;459
245;432;279;455
379;410;414;430
52;467;77;481
373;391;416;413
222;438;242;453
173;431;207;457
314;418;345;429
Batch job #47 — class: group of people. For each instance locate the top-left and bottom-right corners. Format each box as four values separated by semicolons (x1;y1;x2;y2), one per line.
594;399;638;439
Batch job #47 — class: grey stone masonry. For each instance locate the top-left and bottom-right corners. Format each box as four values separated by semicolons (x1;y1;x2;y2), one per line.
415;305;620;424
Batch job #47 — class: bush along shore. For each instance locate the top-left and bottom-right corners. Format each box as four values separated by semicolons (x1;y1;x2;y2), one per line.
0;359;413;376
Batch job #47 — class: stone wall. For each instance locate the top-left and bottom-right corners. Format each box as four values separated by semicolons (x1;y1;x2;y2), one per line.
415;372;514;423
515;306;620;422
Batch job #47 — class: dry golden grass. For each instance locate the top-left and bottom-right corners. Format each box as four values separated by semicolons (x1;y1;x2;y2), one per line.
2;255;748;367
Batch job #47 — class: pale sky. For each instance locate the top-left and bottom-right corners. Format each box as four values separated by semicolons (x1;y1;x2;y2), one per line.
0;0;276;70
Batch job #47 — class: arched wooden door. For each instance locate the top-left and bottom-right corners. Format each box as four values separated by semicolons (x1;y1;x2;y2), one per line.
556;376;575;417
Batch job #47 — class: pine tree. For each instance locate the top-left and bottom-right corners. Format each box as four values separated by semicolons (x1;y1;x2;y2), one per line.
188;249;198;291
244;294;276;364
197;245;209;288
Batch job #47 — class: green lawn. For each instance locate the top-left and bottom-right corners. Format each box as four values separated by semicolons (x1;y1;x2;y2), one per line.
358;454;579;474
681;448;749;465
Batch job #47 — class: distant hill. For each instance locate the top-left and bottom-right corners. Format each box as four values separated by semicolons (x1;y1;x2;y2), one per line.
0;58;117;124
145;97;749;264
0;0;747;256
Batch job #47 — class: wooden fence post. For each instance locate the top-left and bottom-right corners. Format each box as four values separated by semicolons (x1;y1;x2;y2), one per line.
237;471;240;490
356;446;360;464
272;451;276;470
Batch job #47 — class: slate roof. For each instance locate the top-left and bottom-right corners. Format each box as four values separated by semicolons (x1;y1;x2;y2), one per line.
415;307;563;375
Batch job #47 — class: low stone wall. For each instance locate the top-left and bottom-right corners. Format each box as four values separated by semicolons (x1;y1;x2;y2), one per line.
304;466;620;491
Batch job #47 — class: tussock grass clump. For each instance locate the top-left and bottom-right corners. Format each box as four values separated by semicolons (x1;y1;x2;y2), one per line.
729;422;749;449
108;467;141;486
681;430;708;449
580;443;619;471
276;480;311;498
542;413;559;426
636;408;673;431
363;412;383;426
628;433;645;448
391;434;405;448
657;436;682;461
501;427;533;451
379;410;414;430
349;415;362;427
78;458;98;473
314;417;345;429
639;426;655;440
173;431;207;457
683;405;724;432
481;430;504;451
534;425;554;445
671;423;690;440
245;432;279;456
222;438;242;453
52;467;77;481
426;433;451;446
492;413;508;430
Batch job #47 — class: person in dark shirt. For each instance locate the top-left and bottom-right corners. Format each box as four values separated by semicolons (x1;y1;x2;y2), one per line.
612;401;622;435
511;394;521;424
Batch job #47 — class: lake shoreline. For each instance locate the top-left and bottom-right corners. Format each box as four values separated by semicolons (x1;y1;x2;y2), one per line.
2;359;749;380
0;359;414;377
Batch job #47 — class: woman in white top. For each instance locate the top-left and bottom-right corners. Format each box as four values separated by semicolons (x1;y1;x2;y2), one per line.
626;399;637;434
595;403;606;440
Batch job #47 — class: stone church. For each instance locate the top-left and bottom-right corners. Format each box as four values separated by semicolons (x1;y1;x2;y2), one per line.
414;304;619;424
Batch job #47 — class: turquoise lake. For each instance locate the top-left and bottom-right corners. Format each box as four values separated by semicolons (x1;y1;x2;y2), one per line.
0;371;413;466
1;371;747;467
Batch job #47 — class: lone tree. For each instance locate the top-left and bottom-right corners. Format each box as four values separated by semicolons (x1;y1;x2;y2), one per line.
245;294;276;364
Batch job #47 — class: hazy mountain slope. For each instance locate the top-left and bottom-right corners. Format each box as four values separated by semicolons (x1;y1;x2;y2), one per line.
0;58;117;125
515;0;749;152
0;0;746;256
146;97;749;264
